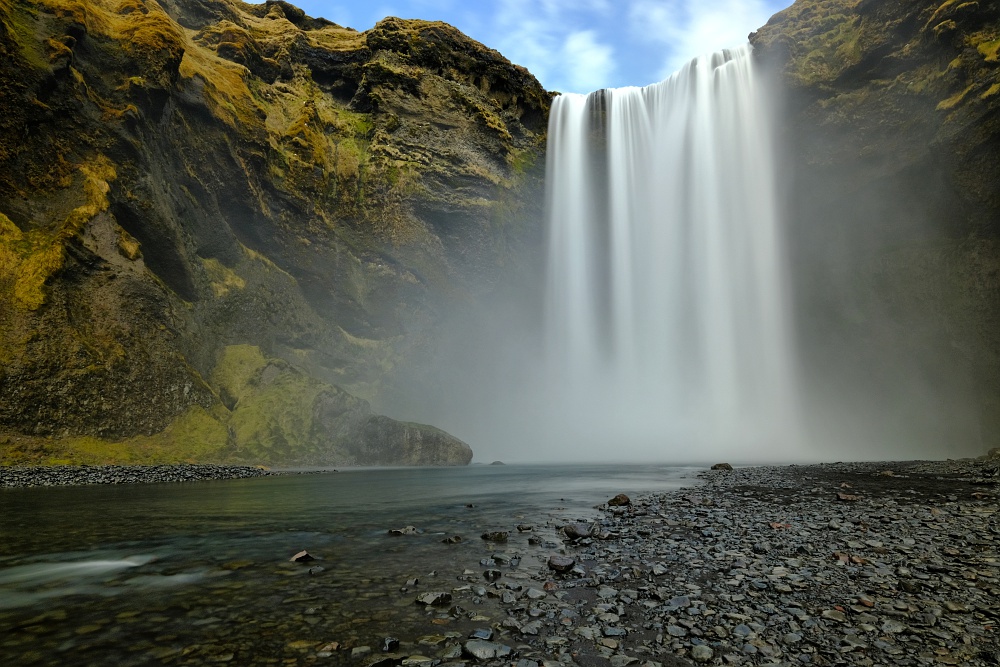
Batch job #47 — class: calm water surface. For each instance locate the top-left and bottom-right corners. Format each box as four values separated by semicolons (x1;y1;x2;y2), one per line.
0;464;701;665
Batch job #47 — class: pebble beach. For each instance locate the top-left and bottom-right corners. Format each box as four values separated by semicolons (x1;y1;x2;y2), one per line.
1;458;997;667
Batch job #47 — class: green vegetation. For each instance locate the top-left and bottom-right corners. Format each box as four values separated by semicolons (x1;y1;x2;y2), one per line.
0;157;115;310
0;1;547;466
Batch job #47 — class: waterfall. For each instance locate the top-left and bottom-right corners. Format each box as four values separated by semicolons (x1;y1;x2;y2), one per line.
543;45;799;458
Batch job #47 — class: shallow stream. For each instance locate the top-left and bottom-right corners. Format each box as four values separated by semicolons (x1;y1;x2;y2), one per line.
0;464;700;665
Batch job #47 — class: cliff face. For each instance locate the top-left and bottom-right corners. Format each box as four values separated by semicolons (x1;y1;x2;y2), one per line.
0;0;547;464
751;0;1000;456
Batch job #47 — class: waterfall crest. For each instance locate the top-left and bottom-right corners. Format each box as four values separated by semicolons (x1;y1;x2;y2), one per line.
544;45;799;458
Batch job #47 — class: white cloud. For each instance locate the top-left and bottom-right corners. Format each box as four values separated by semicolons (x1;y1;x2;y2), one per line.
628;0;773;79
486;0;617;93
561;31;615;93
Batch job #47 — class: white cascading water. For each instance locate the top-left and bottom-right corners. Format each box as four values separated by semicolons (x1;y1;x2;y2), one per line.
544;45;799;459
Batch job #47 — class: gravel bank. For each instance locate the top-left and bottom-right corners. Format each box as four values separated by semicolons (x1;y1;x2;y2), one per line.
0;463;277;487
411;459;1000;667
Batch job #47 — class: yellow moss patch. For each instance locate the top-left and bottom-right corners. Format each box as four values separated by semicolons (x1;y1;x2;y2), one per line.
306;25;367;52
937;84;975;110
201;257;246;297
978;38;1000;63
127;405;230;462
179;46;263;134
982;83;1000;99
0;156;116;310
117;228;141;259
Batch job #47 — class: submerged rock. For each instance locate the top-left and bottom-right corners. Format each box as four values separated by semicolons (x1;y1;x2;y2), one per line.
480;531;509;543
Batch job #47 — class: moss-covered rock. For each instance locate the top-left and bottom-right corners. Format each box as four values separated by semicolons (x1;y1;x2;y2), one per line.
0;0;548;464
751;0;1000;455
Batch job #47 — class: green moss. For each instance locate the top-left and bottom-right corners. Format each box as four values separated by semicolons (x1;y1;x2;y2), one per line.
0;157;115;310
129;405;230;461
0;406;231;465
227;371;324;462
210;344;268;402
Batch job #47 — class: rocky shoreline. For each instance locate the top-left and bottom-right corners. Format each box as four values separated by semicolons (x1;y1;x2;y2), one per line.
0;463;278;487
375;459;1000;667
1;459;998;666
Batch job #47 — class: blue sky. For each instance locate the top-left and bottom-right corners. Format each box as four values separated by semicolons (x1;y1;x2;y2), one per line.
291;0;793;93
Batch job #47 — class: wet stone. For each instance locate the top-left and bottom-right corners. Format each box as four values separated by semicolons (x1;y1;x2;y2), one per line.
481;531;509;543
462;640;512;660
415;593;452;606
690;645;714;662
547;556;575;573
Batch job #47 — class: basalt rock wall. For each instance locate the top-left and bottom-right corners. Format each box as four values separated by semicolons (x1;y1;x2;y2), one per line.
0;0;546;464
751;0;1000;456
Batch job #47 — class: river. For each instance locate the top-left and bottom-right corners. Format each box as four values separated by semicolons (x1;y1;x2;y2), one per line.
0;464;701;665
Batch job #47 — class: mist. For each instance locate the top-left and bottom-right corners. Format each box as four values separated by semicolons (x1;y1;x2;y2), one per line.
379;43;989;465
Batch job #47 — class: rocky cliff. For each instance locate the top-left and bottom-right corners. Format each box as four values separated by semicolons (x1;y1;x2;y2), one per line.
751;0;1000;456
0;0;548;464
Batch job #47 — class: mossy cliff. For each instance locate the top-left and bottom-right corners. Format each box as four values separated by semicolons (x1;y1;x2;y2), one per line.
0;0;546;464
751;0;1000;454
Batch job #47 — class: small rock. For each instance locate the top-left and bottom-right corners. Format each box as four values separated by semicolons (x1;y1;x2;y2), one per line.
462;640;512;660
548;555;576;573
711;463;734;471
520;620;543;636
690;645;714;662
388;526;419;536
382;637;400;652
415;592;452;606
441;535;462;544
289;550;314;563
562;523;593;540
481;531;509;542
608;493;631;506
